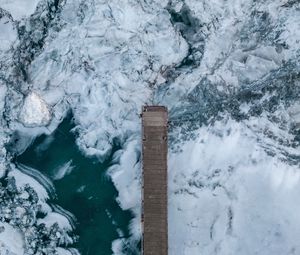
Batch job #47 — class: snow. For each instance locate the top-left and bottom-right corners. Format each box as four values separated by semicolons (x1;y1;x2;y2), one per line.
9;163;75;226
108;137;142;246
0;16;17;52
0;0;40;20
37;212;73;231
0;222;24;255
169;118;300;254
19;92;51;127
0;0;299;253
109;138;141;212
6;164;78;253
9;165;52;212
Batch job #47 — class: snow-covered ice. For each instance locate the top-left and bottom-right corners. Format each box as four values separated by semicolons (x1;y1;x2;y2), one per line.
0;16;17;52
0;0;300;254
0;222;24;255
169;118;300;254
0;0;40;20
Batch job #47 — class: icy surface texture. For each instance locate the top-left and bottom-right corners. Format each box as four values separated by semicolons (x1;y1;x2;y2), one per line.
0;0;300;254
0;0;40;20
160;1;300;254
19;92;51;127
0;165;77;255
0;222;24;255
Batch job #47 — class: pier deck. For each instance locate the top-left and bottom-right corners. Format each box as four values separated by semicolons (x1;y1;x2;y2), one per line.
142;106;168;255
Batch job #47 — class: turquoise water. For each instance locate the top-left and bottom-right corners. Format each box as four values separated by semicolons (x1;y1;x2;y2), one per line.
16;116;134;255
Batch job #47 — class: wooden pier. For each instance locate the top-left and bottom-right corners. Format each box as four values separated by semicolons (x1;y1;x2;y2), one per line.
142;106;168;255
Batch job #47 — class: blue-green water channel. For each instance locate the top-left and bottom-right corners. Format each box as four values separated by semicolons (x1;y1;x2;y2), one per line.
16;116;134;255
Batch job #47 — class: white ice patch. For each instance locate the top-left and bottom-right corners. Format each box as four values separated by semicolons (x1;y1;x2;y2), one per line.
52;160;74;180
108;137;142;252
111;239;125;255
0;16;17;52
109;138;141;212
56;247;80;255
9;165;51;213
288;102;300;128
231;52;279;83
19;92;51;127
0;0;40;20
169;119;300;255
9;164;76;242
0;222;24;255
37;212;73;231
0;84;6;116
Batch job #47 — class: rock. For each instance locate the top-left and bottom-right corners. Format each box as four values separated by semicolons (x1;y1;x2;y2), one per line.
19;92;51;127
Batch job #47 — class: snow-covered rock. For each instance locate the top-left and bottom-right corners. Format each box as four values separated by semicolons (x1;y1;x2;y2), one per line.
19;92;51;127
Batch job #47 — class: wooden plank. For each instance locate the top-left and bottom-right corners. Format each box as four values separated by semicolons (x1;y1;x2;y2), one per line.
142;106;168;255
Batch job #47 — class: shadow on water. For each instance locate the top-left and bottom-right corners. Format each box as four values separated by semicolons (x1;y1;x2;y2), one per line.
15;115;134;255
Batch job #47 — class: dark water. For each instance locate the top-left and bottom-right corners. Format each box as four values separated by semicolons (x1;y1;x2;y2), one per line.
16;116;133;255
